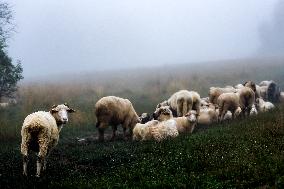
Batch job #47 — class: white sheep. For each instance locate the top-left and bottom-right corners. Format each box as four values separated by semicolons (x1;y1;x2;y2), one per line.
21;103;75;177
250;104;258;116
255;98;275;112
95;96;140;141
0;102;9;108
173;110;198;134
134;106;179;141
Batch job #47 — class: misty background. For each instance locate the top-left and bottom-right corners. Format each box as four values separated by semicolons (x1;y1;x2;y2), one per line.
7;0;284;79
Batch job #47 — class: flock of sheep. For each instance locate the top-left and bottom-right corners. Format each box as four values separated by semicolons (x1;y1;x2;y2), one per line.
20;80;284;177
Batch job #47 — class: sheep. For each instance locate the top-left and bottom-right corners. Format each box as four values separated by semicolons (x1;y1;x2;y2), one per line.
209;86;236;105
157;90;201;117
237;87;255;117
217;92;242;121
280;92;284;103
0;102;9;108
259;80;281;102
153;106;174;121
150;119;179;142
139;113;152;124
134;106;179;141
132;120;159;141
21;103;75;177
250;104;258;116
198;103;218;125
235;84;244;89
173;110;198;134
95;96;140;141
255;98;275;112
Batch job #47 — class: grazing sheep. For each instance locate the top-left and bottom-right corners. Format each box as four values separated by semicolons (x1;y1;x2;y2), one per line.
95;96;140;141
217;92;242;121
21;103;75;177
237;87;255;117
139;113;152;124
255;98;275;112
209;86;236;105
198;104;218;125
173;110;198;134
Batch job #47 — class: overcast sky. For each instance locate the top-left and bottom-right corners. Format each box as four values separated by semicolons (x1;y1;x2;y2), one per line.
7;0;278;78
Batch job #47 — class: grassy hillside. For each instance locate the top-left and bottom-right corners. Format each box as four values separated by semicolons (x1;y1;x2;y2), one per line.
1;57;284;188
1;106;284;188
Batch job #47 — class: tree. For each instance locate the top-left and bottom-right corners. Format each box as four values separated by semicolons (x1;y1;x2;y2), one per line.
0;1;23;102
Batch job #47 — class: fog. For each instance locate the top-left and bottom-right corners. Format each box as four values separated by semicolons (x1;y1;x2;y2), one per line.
7;0;281;78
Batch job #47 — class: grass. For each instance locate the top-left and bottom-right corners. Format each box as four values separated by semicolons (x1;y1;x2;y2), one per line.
1;58;284;188
1;106;284;188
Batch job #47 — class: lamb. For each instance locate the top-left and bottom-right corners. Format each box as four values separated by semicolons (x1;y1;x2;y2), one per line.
95;96;140;141
173;110;198;133
217;92;242;121
156;90;201;117
255;98;275;112
209;86;236;105
21;103;75;177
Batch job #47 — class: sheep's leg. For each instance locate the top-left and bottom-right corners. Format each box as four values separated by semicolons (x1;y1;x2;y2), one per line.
97;122;108;141
111;125;117;141
122;120;131;140
21;130;31;176
36;135;49;177
177;99;183;117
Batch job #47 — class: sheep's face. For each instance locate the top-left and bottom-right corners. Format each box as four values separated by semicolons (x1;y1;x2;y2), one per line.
153;106;173;121
139;113;151;124
50;103;75;124
185;110;197;123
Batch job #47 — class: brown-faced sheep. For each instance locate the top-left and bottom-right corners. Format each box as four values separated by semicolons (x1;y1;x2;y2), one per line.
21;103;75;177
209;86;236;105
95;96;140;141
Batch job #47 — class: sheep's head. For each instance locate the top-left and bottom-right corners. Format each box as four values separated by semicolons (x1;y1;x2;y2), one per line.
153;106;173;121
244;81;256;92
185;110;197;123
50;103;75;124
139;113;152;124
156;100;169;109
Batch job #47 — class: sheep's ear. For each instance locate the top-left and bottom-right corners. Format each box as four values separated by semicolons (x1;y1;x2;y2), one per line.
67;108;76;113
